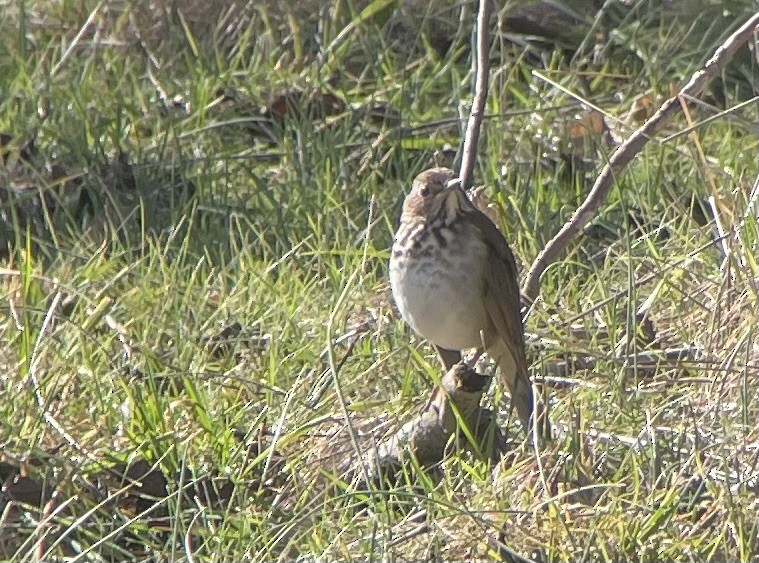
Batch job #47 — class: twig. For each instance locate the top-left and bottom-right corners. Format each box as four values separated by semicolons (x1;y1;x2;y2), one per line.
706;195;731;265
736;106;759;264
541;346;704;378
347;509;428;551
51;1;104;76
741;173;759;230
522;13;759;303
27;292;100;465
484;533;539;563
184;508;204;563
306;329;364;408
456;0;492;190
754;25;759;172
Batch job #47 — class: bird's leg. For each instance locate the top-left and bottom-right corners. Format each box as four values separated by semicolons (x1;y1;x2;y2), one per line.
436;346;462;370
420;347;463;415
465;329;488;368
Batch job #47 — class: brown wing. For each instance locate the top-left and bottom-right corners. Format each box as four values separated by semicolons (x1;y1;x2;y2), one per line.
465;207;528;372
465;206;536;433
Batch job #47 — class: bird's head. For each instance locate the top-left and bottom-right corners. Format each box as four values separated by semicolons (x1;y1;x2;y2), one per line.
401;167;467;224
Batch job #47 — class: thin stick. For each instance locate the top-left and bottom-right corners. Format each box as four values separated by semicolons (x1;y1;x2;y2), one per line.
522;13;759;303
456;0;492;190
51;1;105;77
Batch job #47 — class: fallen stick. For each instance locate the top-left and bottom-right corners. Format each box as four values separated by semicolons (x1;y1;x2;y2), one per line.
358;363;501;487
541;346;704;378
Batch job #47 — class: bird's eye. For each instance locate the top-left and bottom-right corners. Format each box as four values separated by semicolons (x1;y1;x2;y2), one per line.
420;187;430;197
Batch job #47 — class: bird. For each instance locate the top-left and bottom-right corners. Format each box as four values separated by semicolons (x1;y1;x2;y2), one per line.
389;167;539;436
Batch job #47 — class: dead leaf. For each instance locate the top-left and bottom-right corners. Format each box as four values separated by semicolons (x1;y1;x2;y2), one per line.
202;321;271;359
264;87;346;121
630;92;656;123
566;109;610;159
2;474;51;507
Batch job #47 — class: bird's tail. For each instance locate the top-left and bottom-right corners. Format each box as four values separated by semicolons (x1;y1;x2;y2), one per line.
493;342;549;440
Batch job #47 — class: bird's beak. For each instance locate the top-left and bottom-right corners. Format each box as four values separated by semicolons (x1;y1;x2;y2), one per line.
445;177;462;190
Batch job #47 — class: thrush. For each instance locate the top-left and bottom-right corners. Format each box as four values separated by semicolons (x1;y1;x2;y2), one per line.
389;167;538;435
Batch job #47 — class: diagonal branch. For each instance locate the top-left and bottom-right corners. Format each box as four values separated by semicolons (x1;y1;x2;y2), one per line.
522;12;759;303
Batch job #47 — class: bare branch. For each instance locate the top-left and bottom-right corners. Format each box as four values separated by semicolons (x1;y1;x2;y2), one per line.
456;0;492;190
522;13;759;303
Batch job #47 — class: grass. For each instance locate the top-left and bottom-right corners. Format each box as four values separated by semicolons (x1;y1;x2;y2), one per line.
1;0;758;561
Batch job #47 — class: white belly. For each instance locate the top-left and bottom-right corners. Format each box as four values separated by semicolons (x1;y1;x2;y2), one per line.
390;241;488;351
